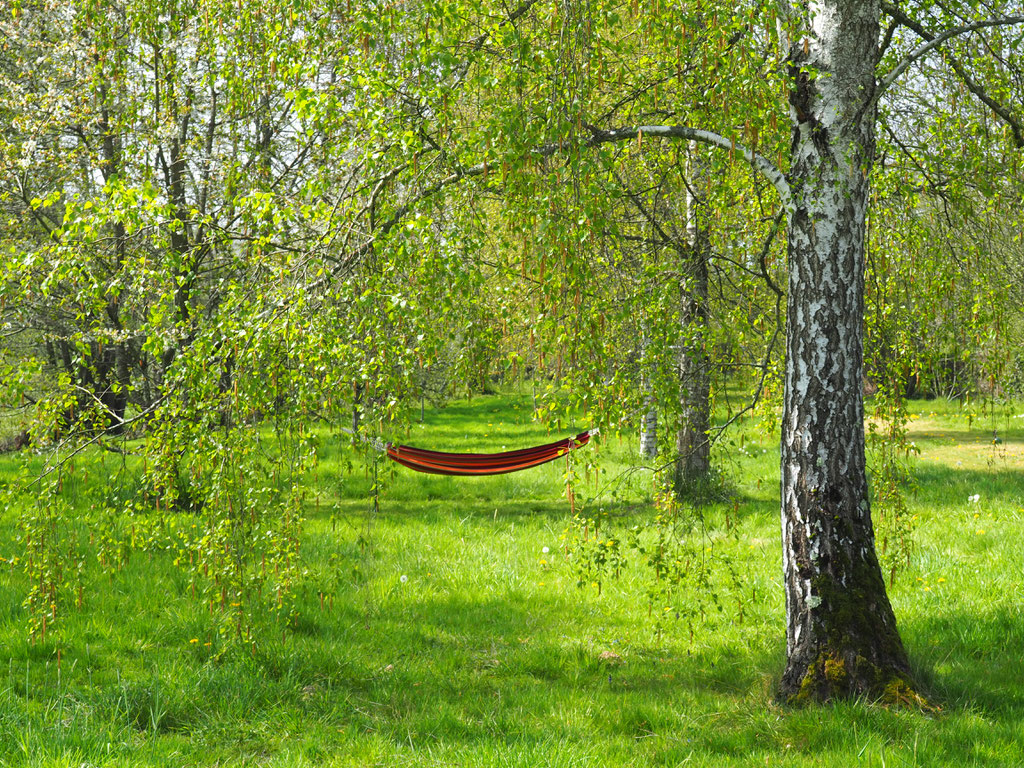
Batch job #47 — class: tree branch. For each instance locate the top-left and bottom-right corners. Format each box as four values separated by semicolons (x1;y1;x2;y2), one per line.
877;3;1024;146
342;124;789;267
757;208;786;298
26;393;167;491
279;123;791;317
585;126;791;209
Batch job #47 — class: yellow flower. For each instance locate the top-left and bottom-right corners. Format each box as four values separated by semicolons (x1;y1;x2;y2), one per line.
189;638;198;644
937;577;946;583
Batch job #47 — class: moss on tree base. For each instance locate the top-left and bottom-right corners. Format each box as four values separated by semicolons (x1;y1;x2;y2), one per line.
784;651;931;709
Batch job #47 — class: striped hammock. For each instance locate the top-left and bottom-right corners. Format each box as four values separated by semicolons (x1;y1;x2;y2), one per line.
386;430;594;476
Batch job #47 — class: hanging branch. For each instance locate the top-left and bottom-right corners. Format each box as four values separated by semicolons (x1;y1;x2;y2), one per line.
323;123;789;277
876;3;1024;148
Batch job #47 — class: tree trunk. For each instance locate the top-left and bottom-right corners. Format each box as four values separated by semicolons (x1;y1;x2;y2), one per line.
98;84;131;434
674;145;711;493
639;332;658;460
778;0;914;702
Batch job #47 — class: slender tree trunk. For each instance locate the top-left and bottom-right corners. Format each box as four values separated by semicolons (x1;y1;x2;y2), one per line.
778;0;914;701
674;146;711;493
98;81;131;433
639;209;659;461
639;332;658;459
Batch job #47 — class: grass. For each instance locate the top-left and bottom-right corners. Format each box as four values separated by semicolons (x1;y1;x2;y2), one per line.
1;392;1023;766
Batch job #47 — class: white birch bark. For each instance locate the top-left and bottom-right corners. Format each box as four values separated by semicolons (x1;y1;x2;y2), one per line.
777;0;912;699
639;333;659;459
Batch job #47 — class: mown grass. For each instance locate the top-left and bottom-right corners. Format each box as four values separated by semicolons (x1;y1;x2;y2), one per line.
1;393;1023;766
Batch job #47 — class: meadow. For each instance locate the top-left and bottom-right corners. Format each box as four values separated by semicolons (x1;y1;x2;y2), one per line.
1;393;1023;767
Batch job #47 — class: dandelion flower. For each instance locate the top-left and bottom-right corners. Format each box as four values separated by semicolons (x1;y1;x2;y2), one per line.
969;494;980;503
400;574;408;583
542;546;550;554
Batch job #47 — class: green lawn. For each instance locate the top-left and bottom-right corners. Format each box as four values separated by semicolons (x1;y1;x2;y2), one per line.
1;394;1023;766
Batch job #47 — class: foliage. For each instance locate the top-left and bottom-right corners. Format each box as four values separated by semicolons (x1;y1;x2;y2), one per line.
566;483;743;642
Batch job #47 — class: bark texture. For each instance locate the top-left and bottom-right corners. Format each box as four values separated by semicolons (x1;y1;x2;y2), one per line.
674;146;711;493
779;0;914;702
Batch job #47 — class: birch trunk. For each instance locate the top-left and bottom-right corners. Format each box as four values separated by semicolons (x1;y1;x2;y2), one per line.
639;333;658;459
674;147;711;493
778;0;914;701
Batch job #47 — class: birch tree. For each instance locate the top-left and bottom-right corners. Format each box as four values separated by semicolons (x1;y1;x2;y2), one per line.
771;0;1023;701
344;0;1024;700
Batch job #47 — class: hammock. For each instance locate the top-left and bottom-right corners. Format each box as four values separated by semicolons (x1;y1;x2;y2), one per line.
386;430;594;476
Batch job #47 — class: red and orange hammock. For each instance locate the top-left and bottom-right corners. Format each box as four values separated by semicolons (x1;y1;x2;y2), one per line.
386;430;594;476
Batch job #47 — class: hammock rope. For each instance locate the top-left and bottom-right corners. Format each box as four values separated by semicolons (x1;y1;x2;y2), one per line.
386;430;595;476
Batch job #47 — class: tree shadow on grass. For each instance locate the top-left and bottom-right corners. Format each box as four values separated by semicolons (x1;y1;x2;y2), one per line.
907;607;1024;715
909;464;1024;511
272;589;781;743
312;496;650;529
266;586;1018;766
316;585;1024;757
894;606;1024;765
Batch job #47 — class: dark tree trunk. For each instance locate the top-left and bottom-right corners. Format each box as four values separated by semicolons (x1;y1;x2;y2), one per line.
98;80;131;434
778;0;914;702
673;253;710;490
